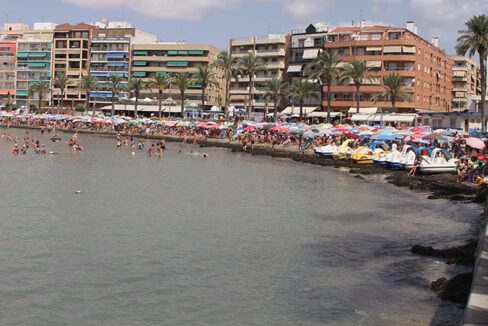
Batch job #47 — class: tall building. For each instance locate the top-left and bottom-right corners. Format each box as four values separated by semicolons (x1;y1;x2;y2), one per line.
323;21;453;114
0;39;17;108
450;55;481;112
15;30;54;108
52;23;95;107
229;34;289;114
130;43;224;114
287;23;330;108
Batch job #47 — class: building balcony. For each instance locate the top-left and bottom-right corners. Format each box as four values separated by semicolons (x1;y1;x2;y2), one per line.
266;62;285;69
256;49;286;57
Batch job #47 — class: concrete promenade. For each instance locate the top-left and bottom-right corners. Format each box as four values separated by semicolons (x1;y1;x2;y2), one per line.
463;210;488;326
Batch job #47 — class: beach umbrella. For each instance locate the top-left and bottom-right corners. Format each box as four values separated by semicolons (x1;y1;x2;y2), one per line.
473;153;488;163
244;126;255;131
128;120;139;125
359;134;372;139
303;131;316;138
403;135;417;142
466;137;486;149
422;133;445;141
292;130;304;135
410;127;426;133
346;133;360;139
376;134;396;141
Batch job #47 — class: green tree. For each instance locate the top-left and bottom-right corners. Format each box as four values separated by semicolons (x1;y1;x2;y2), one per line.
128;78;146;118
263;77;287;122
310;51;343;122
29;81;51;113
192;65;218;112
371;73;412;113
457;14;488;132
172;72;193;117
237;51;266;119
76;75;97;115
213;50;236;117
288;79;318;121
340;60;376;114
107;74;126;117
149;72;170;119
53;73;68;113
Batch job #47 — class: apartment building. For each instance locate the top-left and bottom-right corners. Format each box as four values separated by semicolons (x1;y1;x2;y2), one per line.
450;55;480;112
15;30;54;107
52;23;95;107
287;23;330;108
323;21;453;113
130;43;224;111
229;34;289;113
0;39;16;108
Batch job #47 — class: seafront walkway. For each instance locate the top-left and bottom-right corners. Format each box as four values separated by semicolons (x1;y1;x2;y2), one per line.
463;212;488;325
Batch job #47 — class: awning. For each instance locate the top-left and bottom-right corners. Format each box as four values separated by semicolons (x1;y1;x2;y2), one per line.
132;71;147;77
351;114;370;122
287;64;302;73
133;61;147;66
178;50;189;55
167;61;189;67
348;107;378;114
367;61;381;68
29;52;47;57
381;114;417;123
307;111;343;118
16;52;29;58
16;90;29;96
189;50;204;55
336;62;347;67
107;52;127;58
302;49;319;59
189;83;202;88
402;46;416;54
28;62;46;67
90;72;110;77
383;45;402;53
168;50;178;55
133;51;147;56
453;71;466;77
281;106;318;115
107;62;128;67
366;46;382;52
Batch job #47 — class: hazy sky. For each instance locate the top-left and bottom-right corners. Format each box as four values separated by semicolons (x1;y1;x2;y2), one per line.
1;0;487;54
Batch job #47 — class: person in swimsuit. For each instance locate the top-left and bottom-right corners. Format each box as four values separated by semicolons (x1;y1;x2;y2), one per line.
408;154;423;176
12;144;19;154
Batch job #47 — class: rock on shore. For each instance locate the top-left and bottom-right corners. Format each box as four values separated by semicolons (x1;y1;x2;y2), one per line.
431;273;473;305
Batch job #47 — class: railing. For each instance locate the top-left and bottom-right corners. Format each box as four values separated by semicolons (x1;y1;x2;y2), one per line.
90;67;129;72
383;67;414;71
91;47;129;52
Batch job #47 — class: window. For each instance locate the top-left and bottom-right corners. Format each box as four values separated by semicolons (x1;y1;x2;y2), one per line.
418;64;421;71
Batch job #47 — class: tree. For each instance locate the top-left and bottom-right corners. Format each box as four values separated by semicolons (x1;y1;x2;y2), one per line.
76;75;97;115
288;79;318;121
457;14;488;132
192;65;218;112
29;81;51;114
310;51;343;122
128;78;146;118
53;73;68;113
213;50;236;117
237;51;266;119
107;74;126;117
371;73;412;112
340;60;376;114
148;72;170;119
264;78;287;122
172;72;193;117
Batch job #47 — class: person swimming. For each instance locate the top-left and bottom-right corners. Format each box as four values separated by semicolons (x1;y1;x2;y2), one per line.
12;144;19;154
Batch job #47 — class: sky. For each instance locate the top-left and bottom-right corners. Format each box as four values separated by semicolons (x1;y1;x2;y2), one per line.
1;0;487;55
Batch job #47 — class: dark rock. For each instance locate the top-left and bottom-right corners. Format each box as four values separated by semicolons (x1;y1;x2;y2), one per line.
411;241;478;266
431;273;473;305
354;175;364;179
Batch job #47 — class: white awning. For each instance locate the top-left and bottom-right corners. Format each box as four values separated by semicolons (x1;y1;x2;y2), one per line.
381;114;417;123
366;46;382;52
287;64;303;73
307;111;343;118
367;61;381;68
336;62;347;67
351;114;370;122
101;104;183;113
402;46;416;54
302;48;319;59
281;106;318;114
383;45;402;53
348;107;378;114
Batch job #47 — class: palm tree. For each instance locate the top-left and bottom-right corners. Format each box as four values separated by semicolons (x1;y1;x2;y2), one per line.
76;75;97;115
148;72;171;119
128;78;146;118
237;51;266;119
29;81;51;113
310;51;343;122
371;73;412;112
53;73;68;113
172;72;193;117
340;60;376;114
213;50;236;117
288;79;318;121
192;65;218;111
457;14;488;132
264;78;287;122
107;74;126;117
